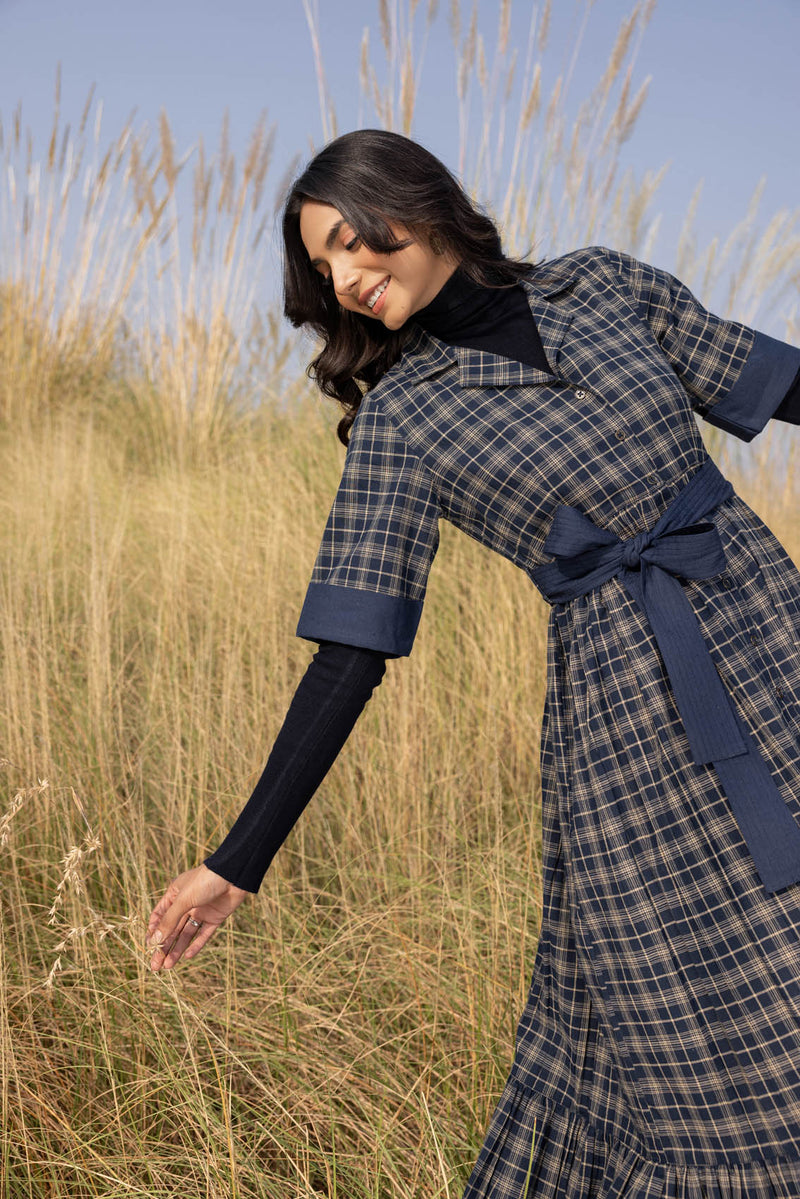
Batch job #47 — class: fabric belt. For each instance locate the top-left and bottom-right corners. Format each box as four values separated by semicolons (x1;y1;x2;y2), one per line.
532;457;800;896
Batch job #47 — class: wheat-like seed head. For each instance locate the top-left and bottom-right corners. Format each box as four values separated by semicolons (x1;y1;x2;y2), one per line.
0;778;48;848
47;832;101;924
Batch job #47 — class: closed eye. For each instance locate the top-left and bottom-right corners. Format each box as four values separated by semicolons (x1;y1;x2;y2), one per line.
311;231;358;281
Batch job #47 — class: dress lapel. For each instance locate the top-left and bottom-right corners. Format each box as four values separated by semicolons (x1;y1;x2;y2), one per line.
398;269;576;389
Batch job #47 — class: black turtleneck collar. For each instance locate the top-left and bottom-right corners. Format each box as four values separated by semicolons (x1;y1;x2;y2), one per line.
412;264;549;372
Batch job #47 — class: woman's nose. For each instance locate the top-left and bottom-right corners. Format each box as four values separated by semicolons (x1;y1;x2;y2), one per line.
331;260;359;297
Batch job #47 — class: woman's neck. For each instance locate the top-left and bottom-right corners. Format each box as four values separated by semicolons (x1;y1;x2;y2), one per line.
411;264;550;372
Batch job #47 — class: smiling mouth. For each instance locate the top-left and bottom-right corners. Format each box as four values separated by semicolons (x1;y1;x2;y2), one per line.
365;277;389;309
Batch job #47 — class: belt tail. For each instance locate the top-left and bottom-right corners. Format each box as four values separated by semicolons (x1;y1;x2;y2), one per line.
714;740;800;895
626;565;800;895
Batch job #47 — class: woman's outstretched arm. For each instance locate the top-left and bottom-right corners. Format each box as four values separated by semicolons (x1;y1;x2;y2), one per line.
146;640;388;970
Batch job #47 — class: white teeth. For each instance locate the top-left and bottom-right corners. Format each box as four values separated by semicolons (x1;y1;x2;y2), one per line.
366;278;389;309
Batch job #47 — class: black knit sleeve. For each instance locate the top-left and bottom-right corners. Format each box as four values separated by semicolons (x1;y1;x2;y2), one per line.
204;640;388;892
773;367;800;426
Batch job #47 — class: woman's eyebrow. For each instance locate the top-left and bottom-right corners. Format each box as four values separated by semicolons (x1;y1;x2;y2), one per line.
309;218;345;267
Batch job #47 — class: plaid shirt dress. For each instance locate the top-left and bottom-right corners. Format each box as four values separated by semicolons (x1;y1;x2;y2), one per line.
297;246;800;1197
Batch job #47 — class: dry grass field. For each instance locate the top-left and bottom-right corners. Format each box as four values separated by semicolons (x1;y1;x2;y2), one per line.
1;397;549;1197
1;3;799;1195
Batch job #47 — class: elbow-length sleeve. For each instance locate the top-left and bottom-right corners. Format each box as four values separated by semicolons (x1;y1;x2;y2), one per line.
296;398;441;656
603;247;800;442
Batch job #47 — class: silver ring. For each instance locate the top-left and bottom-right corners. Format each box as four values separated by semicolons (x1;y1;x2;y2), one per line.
187;917;202;928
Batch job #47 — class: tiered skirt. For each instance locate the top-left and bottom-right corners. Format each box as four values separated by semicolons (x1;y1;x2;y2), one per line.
463;497;800;1197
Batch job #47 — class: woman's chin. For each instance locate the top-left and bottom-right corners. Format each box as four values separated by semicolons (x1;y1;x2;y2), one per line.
379;306;410;331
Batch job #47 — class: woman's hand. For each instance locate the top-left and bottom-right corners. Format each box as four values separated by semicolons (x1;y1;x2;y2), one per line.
146;864;250;972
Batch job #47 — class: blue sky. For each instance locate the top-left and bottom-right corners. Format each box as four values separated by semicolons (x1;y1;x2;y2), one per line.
0;0;798;325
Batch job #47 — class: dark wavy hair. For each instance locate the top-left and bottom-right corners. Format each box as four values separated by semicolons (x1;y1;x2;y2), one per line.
282;129;537;444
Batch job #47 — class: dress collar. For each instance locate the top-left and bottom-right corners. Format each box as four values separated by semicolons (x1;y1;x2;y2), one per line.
395;269;577;388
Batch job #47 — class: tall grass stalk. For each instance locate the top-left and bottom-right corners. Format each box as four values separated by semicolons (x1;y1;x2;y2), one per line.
1;2;798;1195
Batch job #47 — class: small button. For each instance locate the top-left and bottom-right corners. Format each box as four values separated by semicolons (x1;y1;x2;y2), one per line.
775;685;786;701
749;632;761;646
574;388;587;399
721;576;734;589
614;429;627;441
645;472;659;484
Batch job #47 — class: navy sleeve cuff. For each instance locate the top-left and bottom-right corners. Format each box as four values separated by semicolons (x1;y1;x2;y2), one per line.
699;330;800;442
296;582;423;656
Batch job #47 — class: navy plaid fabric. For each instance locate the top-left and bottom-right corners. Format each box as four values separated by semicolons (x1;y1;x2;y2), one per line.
297;246;800;1195
297;400;440;653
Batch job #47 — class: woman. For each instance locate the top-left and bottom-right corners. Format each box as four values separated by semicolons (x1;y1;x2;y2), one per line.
148;129;800;1196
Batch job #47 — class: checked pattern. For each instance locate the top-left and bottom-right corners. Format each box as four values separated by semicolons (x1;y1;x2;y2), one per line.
297;246;800;1196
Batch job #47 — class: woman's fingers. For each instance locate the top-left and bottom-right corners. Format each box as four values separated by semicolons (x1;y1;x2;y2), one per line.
181;920;219;962
160;914;201;970
147;868;205;950
150;914;221;971
147;898;173;939
147;874;185;935
149;913;196;971
148;911;193;971
146;865;249;972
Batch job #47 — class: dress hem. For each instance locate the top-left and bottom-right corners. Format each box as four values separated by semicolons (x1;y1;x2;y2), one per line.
461;1077;800;1199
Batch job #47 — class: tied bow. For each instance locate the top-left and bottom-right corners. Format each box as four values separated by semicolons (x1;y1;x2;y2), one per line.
532;459;800;895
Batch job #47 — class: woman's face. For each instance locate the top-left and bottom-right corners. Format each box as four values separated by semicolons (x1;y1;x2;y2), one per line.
299;200;458;331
